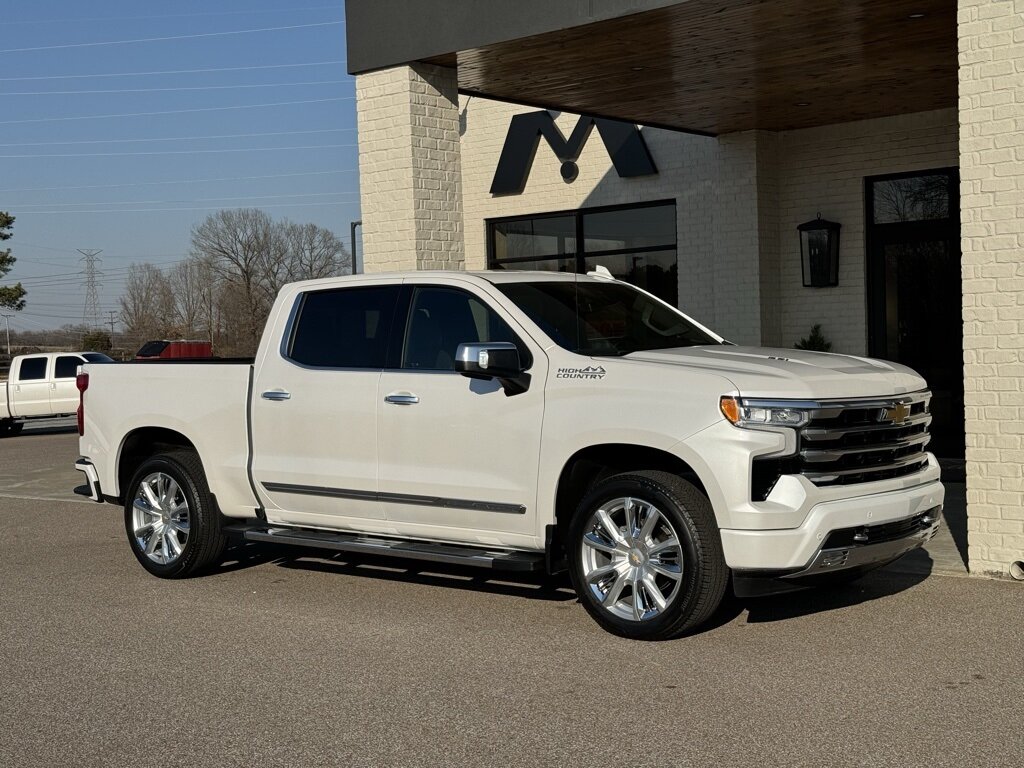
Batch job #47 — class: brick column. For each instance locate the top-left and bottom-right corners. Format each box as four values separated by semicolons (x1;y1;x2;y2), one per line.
711;131;781;346
958;0;1024;578
355;63;465;272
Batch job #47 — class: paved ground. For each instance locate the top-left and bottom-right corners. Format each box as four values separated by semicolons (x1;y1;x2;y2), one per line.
1;428;1021;767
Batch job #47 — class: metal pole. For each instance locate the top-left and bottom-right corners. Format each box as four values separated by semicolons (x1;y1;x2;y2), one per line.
0;314;11;356
350;220;362;275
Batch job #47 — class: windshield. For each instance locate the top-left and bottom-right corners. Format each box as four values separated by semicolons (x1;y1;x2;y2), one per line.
496;280;720;356
82;353;114;363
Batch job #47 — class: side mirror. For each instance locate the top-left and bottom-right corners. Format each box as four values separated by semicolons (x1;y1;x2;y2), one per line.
455;342;530;395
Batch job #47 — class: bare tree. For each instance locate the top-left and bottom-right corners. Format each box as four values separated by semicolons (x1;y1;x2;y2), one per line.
120;264;175;347
188;209;351;356
282;220;351;283
190;209;278;353
167;257;216;339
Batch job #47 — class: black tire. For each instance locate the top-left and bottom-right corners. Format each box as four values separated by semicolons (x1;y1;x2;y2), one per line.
124;450;227;578
568;471;728;640
0;420;11;438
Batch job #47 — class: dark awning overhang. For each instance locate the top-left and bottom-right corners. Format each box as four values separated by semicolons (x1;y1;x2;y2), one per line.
346;0;957;135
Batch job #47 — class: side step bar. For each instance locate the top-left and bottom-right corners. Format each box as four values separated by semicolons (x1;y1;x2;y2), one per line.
233;524;546;572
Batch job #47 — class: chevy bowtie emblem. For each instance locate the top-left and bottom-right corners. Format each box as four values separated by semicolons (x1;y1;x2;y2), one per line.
879;402;910;424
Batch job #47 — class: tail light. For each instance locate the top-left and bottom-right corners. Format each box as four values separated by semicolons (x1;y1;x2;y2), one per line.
76;373;89;436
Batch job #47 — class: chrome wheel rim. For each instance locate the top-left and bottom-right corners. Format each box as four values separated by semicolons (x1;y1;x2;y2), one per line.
580;496;683;622
131;472;190;565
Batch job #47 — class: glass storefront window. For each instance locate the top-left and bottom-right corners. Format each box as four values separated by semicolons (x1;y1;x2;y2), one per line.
491;257;576;273
582;205;675;253
491;215;576;261
488;201;677;306
583;250;677;306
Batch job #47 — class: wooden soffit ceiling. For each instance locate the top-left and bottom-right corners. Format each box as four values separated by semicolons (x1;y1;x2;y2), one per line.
438;0;957;135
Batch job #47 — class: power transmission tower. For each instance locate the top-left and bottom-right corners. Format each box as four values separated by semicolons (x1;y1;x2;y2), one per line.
78;249;102;328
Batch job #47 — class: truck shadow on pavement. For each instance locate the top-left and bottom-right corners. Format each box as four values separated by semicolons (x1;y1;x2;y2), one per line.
215;539;935;622
734;557;933;626
11;422;78;438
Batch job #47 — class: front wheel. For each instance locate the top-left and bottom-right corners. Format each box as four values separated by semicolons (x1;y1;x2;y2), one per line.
568;471;728;640
124;451;227;578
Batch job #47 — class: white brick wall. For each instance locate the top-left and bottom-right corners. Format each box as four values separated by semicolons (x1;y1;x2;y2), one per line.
775;110;959;353
958;0;1024;578
356;64;464;271
458;96;957;350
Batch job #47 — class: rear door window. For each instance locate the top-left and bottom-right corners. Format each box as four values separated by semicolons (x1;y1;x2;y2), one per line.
55;356;83;379
17;357;48;381
288;285;402;369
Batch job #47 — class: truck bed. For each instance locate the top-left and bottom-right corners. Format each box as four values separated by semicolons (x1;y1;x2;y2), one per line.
80;361;259;519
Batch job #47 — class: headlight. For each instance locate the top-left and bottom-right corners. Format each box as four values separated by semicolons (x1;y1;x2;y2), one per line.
719;396;811;428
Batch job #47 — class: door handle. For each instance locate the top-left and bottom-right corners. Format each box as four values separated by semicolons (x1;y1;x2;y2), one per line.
384;392;419;405
261;390;291;401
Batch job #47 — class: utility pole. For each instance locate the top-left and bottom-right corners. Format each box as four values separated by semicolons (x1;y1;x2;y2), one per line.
0;314;11;356
106;310;117;337
78;249;102;328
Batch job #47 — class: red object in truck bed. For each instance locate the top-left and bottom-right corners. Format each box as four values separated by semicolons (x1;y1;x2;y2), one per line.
135;340;213;359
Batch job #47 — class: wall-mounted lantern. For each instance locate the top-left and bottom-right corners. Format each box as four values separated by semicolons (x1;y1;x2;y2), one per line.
798;215;841;287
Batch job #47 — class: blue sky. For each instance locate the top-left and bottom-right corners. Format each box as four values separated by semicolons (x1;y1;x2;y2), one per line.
1;1;358;332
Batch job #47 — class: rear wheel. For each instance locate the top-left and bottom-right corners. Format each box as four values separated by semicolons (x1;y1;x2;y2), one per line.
124;451;227;578
568;471;728;640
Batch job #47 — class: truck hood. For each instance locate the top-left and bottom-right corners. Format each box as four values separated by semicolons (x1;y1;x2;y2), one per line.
622;345;927;400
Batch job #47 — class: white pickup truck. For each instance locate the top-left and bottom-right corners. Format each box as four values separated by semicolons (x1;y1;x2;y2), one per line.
1;351;113;436
74;271;944;640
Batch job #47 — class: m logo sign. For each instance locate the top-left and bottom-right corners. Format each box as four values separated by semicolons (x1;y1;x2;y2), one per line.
490;111;657;196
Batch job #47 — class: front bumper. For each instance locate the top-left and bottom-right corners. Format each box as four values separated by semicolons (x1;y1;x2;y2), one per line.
73;458;103;503
731;506;941;596
721;477;944;592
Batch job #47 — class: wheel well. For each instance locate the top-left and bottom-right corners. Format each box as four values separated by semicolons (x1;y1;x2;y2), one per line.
117;427;197;500
552;444;708;548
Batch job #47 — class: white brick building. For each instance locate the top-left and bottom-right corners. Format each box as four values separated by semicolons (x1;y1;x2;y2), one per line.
346;0;1024;580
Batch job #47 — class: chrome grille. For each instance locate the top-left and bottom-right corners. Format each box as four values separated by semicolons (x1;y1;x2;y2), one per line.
796;391;931;486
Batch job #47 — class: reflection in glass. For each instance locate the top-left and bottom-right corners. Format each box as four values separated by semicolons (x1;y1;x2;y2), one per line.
584;250;678;306
489;203;679;308
582;204;675;253
872;175;949;223
492;216;576;261
491;257;576;273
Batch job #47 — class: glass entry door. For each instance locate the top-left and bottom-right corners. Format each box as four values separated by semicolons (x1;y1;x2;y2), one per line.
867;169;963;460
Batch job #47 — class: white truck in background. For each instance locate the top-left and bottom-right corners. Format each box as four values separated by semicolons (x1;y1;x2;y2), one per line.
1;352;113;436
73;271;944;640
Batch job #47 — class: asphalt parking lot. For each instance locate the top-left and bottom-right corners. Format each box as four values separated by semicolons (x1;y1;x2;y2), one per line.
1;423;1022;767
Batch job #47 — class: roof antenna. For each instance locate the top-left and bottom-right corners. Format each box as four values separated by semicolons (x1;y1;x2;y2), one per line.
588;265;614;280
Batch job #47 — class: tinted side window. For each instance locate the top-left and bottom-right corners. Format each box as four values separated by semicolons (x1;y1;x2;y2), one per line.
18;357;48;381
402;287;520;371
288;285;400;369
55;356;83;379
